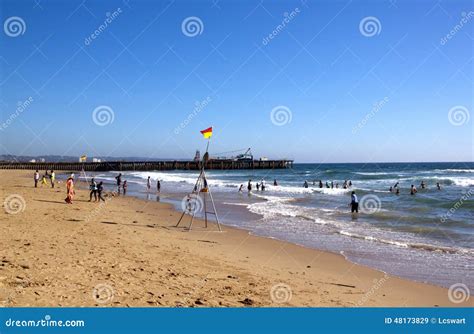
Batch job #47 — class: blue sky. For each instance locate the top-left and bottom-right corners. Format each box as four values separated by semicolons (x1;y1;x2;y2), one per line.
0;0;472;163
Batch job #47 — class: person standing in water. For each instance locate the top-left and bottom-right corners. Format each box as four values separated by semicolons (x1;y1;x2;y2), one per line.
115;173;122;194
350;191;359;213
123;180;128;195
261;180;266;191
238;184;243;192
396;187;400;195
273;179;278;186
256;182;260;191
319;180;323;188
303;181;308;188
410;184;417;195
157;180;161;193
247;180;252;192
147;176;151;192
436;182;441;190
34;170;39;188
420;181;426;189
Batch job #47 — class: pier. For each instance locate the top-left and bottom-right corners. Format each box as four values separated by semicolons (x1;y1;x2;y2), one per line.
0;159;294;172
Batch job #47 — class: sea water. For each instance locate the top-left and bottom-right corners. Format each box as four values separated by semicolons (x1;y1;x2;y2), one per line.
83;162;474;290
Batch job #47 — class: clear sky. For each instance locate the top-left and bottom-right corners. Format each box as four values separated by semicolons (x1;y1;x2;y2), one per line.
0;0;472;163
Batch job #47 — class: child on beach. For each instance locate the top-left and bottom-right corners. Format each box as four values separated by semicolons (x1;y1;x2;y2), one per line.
41;174;47;186
65;176;75;204
89;178;98;202
97;182;106;202
34;170;39;187
50;170;55;188
123;180;128;195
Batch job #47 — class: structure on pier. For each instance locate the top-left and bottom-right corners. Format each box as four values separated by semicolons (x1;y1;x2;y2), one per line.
0;159;293;172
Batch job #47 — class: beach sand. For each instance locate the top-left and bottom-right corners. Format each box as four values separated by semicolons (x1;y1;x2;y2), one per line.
0;170;470;307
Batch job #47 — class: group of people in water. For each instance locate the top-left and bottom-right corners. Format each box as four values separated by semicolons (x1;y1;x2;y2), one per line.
390;180;441;195
303;179;353;189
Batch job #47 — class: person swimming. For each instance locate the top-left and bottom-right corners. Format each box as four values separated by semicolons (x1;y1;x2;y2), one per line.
396;187;400;195
410;184;417;195
389;186;393;192
420;181;426;189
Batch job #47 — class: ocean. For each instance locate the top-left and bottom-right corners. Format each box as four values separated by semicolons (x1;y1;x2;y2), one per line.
80;162;474;290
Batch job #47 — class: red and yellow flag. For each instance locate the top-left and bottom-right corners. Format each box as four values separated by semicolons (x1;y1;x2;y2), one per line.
200;127;212;139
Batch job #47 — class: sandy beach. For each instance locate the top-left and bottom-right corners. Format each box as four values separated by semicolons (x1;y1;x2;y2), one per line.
0;170;471;307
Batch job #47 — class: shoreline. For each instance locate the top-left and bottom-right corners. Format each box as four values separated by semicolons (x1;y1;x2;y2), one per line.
0;170;471;307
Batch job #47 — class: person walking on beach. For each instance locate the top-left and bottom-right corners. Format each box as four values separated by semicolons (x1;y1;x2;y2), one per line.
65;175;75;204
350;191;359;213
97;181;106;202
34;170;39;188
157;180;161;193
410;184;417;195
115;173;122;194
89;178;97;202
147;176;151;192
50;170;55;188
247;180;252;192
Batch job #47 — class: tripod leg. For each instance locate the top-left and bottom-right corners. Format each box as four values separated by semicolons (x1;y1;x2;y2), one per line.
203;191;208;228
207;185;222;232
176;210;187;227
